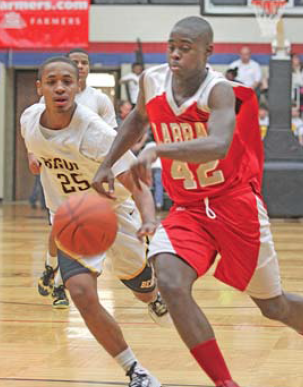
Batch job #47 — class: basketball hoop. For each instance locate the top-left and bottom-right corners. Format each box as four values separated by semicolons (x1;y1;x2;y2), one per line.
251;0;287;38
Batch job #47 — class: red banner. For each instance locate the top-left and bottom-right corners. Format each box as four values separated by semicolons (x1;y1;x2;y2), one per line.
0;0;89;48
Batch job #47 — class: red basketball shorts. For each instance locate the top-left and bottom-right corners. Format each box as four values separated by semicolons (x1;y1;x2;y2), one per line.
148;185;282;299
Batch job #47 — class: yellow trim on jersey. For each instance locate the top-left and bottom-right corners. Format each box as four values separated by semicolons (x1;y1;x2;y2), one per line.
55;238;81;260
55;238;99;274
118;259;148;281
75;258;100;275
117;235;149;280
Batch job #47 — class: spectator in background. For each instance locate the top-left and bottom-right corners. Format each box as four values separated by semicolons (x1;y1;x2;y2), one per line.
120;62;144;107
29;174;46;210
291;105;303;144
295;124;303;146
258;104;269;140
116;99;132;127
228;46;262;94
291;54;303;112
225;67;239;82
142;139;164;212
291;54;303;89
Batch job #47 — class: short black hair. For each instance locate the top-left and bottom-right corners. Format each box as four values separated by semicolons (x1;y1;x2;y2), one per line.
173;16;213;44
226;67;238;77
37;56;79;81
132;62;144;70
67;48;90;61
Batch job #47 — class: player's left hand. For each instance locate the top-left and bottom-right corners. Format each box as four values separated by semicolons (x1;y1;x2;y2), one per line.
131;147;158;189
137;220;157;242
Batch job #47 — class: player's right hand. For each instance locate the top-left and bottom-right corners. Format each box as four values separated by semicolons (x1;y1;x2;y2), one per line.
91;164;116;199
137;220;157;242
130;146;157;189
28;153;41;175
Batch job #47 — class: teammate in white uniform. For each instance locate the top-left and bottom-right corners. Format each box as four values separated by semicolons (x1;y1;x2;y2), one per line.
21;56;169;387
67;48;117;128
37;49;117;307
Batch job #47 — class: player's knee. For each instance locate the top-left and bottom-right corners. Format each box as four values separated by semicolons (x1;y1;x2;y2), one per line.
157;275;188;303
120;264;156;294
257;298;288;322
68;281;98;311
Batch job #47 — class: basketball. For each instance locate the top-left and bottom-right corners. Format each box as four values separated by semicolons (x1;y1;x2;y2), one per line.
53;193;118;257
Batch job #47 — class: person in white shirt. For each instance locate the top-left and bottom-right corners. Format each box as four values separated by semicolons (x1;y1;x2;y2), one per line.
67;48;117;127
21;56;170;387
38;49;117;127
35;49;117;307
291;54;303;107
120;62;144;106
291;54;303;89
228;46;262;91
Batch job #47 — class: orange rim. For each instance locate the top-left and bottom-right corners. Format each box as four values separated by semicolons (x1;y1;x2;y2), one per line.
251;0;287;14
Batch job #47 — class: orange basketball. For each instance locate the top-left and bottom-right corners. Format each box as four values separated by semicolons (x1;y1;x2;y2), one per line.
53;193;118;257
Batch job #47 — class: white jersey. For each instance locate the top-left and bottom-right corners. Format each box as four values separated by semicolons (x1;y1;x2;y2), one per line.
40;86;117;128
76;86;117;128
21;103;135;213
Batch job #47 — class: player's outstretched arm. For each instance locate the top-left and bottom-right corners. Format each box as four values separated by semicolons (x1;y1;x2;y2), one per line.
117;170;157;241
152;81;236;164
92;74;150;197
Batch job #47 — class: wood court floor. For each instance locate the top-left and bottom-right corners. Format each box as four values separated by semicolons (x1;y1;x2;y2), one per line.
0;203;303;387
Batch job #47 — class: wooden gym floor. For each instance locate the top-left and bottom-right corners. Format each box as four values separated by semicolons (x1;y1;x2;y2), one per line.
0;203;302;387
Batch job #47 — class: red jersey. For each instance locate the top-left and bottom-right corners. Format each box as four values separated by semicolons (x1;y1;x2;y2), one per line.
144;64;263;205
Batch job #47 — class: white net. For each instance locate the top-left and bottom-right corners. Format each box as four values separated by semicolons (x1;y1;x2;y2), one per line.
252;0;286;38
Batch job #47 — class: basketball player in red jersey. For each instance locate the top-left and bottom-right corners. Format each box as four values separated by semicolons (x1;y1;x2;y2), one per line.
92;16;303;387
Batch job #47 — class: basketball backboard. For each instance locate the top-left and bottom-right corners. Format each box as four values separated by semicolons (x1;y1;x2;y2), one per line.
200;0;303;16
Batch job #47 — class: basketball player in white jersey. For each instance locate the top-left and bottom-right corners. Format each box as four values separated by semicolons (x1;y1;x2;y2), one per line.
36;49;117;308
67;48;117;128
21;56;170;387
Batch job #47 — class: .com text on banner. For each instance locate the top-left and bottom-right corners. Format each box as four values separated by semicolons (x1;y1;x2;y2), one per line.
0;0;90;48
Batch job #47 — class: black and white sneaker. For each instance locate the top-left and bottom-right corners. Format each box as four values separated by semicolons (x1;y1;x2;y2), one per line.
37;265;55;296
126;362;161;387
148;292;172;327
52;285;69;309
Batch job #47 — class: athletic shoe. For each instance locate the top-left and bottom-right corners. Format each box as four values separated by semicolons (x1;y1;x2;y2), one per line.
37;265;55;296
52;285;69;309
216;380;241;387
148;292;172;327
126;362;161;387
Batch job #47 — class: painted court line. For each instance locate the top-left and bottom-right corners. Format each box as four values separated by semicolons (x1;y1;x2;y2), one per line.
0;378;210;387
0;317;284;329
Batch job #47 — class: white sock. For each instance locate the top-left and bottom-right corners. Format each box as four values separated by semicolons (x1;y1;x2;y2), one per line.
45;251;52;266
148;291;159;304
46;251;58;268
54;270;63;288
114;347;138;372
